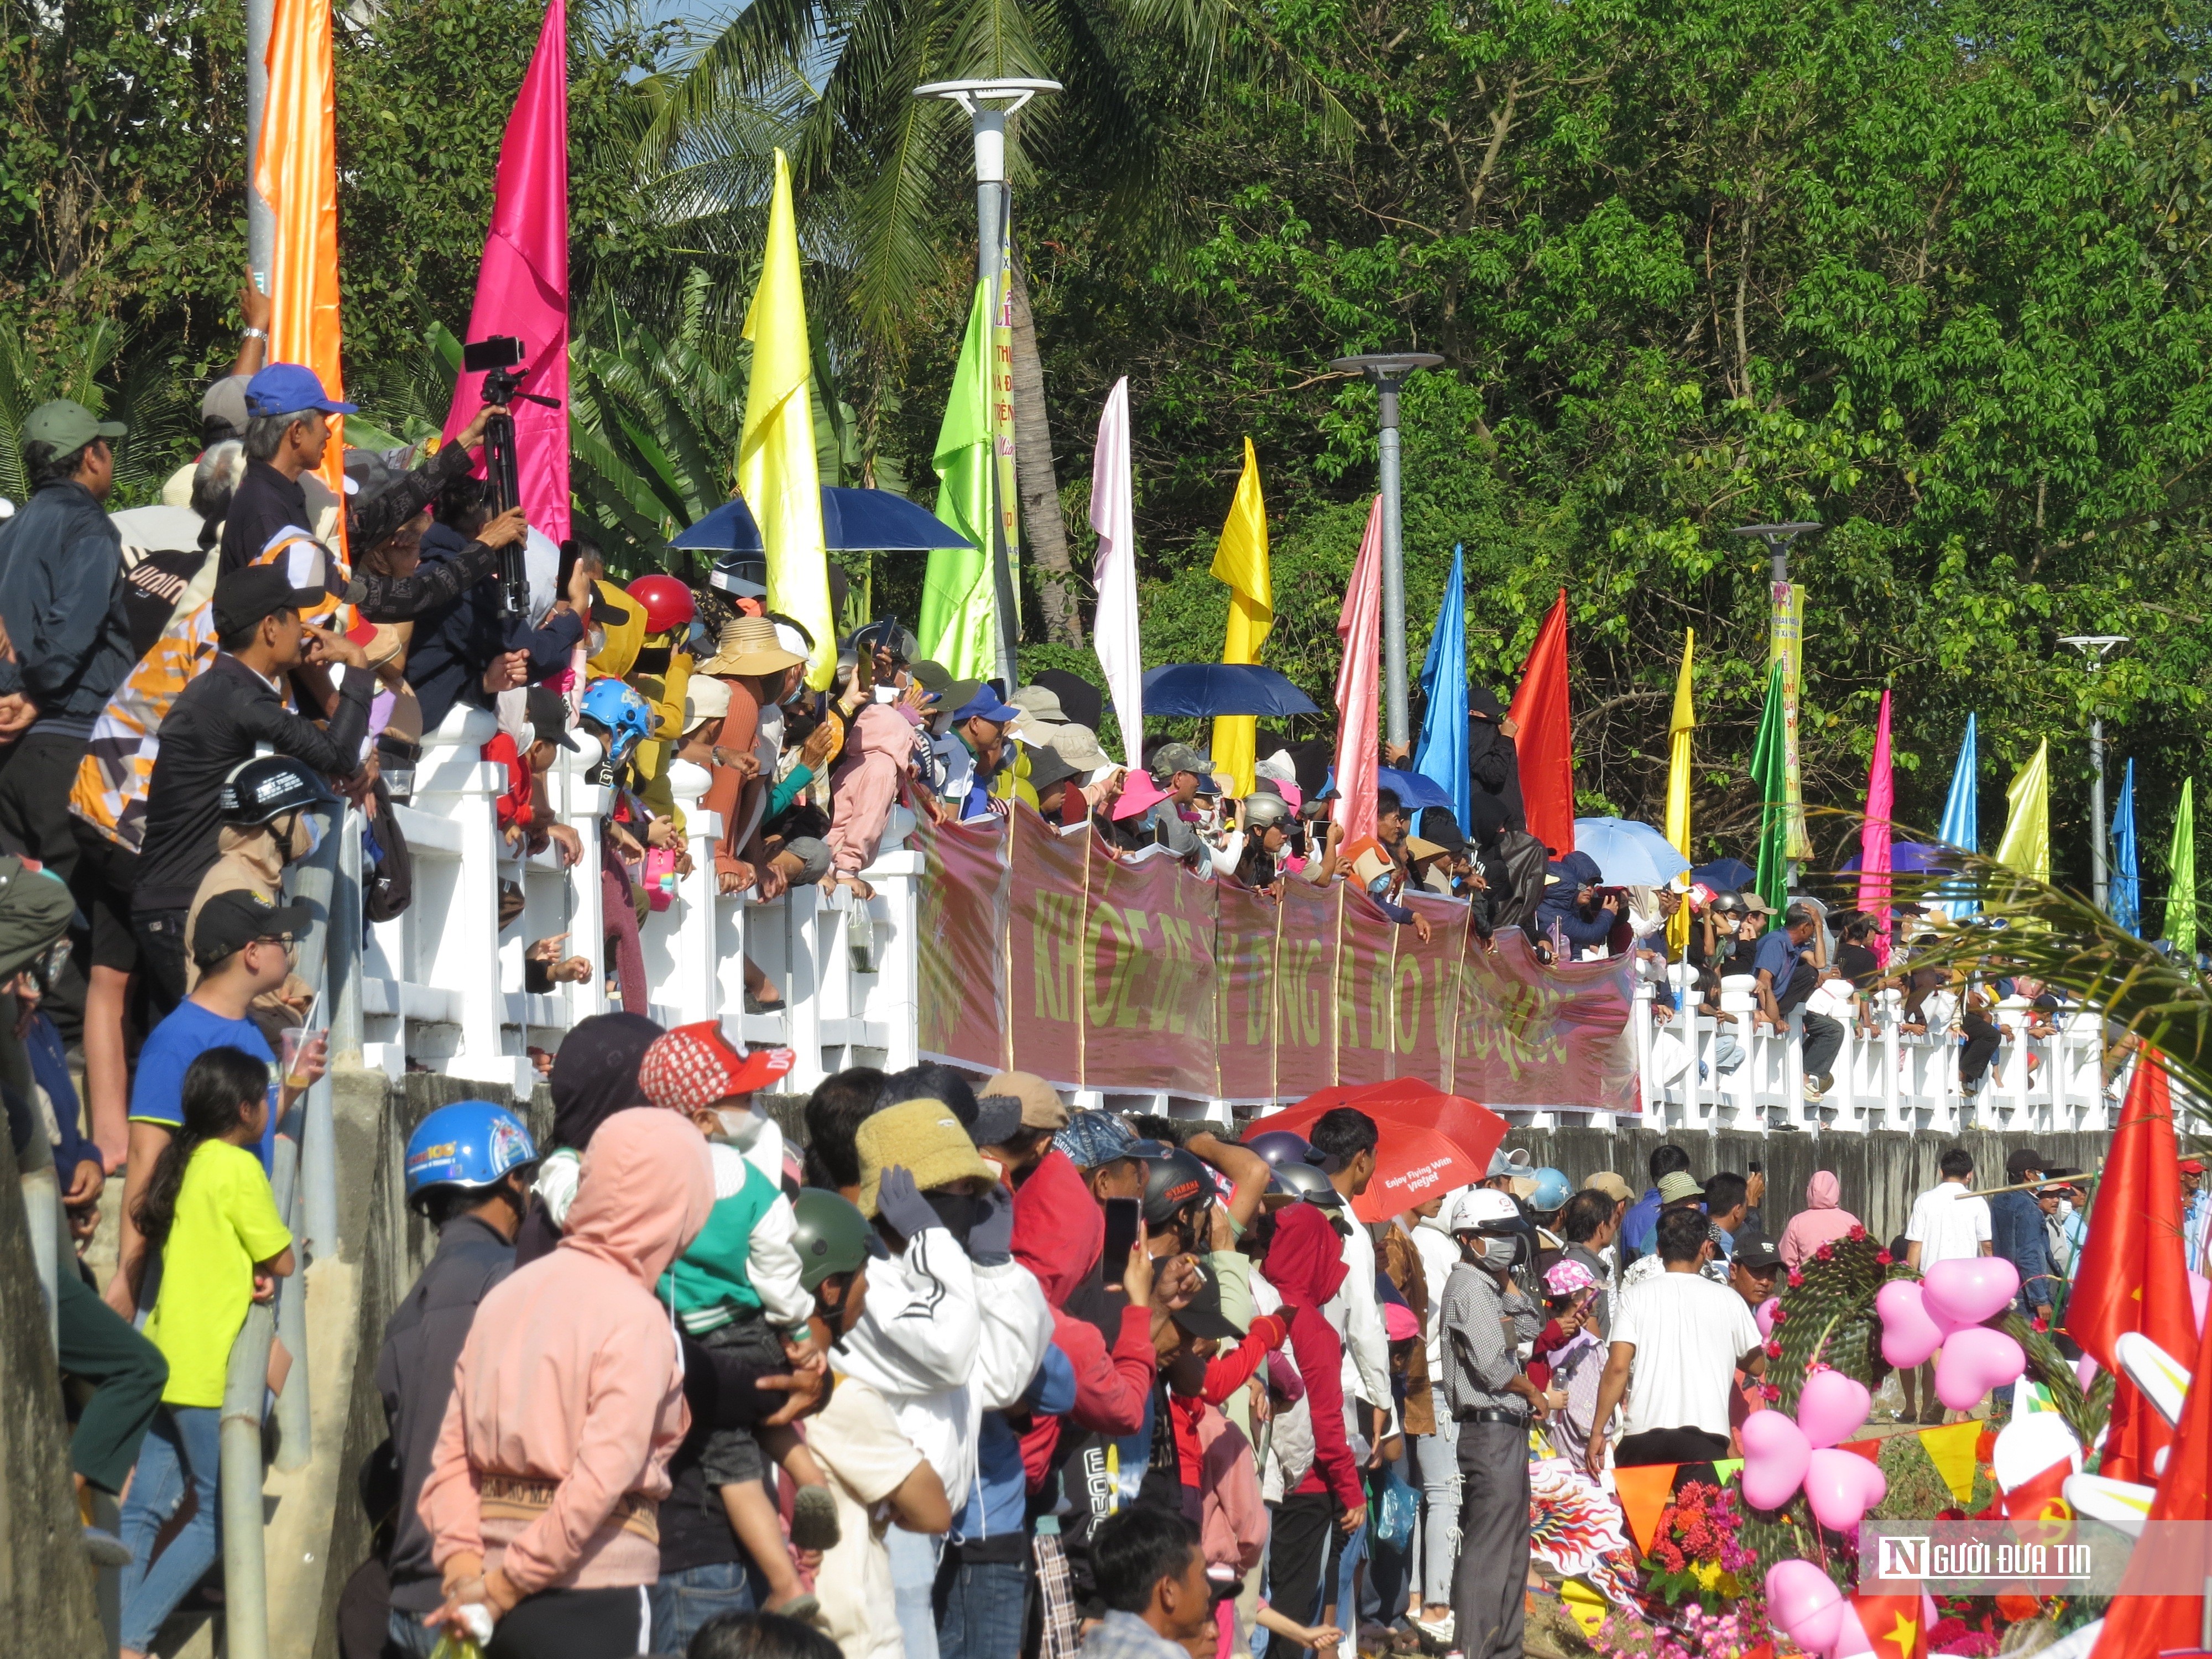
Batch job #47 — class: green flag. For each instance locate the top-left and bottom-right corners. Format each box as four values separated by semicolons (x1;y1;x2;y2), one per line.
2169;777;2197;958
917;281;997;681
1750;659;1790;912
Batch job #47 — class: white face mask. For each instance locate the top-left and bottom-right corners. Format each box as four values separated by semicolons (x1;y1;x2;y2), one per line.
758;702;784;749
1481;1234;1518;1268
712;1108;753;1141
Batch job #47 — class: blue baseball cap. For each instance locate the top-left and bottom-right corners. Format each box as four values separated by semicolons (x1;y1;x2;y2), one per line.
952;688;1022;724
244;363;358;419
1056;1109;1168;1171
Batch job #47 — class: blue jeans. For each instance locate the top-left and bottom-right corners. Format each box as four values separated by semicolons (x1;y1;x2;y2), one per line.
118;1404;223;1652
1412;1423;1462;1610
1333;1501;1368;1635
649;1559;758;1655
386;1607;444;1659
888;1525;944;1659
933;1548;1027;1659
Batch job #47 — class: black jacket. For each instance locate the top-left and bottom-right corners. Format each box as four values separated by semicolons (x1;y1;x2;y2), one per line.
0;478;133;726
220;460;317;574
373;1215;515;1611
134;653;372;910
401;521;582;734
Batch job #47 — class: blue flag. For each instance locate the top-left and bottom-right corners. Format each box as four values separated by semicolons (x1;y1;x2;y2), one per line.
1937;712;1978;918
2112;757;2140;934
1412;545;1470;833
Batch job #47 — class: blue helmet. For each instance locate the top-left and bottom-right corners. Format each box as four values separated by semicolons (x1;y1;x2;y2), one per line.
404;1101;539;1210
1527;1166;1573;1214
580;677;655;764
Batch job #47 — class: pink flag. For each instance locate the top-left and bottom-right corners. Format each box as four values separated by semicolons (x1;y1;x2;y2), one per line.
442;0;570;541
1332;497;1384;845
1857;688;1894;961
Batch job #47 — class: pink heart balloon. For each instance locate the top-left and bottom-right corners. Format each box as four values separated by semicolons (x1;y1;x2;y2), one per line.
1923;1256;2021;1327
1831;1600;1876;1658
1804;1447;1887;1532
2075;1353;2099;1391
1876;1280;1949;1368
1740;1408;1812;1511
1763;1559;1844;1655
1797;1369;1872;1449
1756;1295;1780;1338
1936;1325;2027;1411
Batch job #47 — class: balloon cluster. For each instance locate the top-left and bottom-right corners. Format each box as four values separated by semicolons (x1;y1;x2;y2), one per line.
1740;1370;1887;1529
1763;1563;1937;1659
1877;1258;2028;1410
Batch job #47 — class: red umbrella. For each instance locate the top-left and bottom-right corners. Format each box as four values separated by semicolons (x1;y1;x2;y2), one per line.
1253;1084;1507;1224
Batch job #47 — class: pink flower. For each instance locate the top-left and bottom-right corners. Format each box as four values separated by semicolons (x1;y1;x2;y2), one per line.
1847;1224;1868;1242
2032;1316;2049;1333
1771;1307;1788;1325
1876;1249;1895;1265
1814;1243;1835;1262
1761;1383;1781;1402
1765;1339;1783;1358
1787;1267;1805;1287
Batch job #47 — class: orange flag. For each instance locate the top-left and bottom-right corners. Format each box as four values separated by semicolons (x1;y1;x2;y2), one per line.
1506;588;1574;855
2066;1053;2194;1482
254;0;347;552
1612;1463;1677;1554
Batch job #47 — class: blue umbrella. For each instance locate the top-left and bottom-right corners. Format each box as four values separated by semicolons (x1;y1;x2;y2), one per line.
669;487;975;554
1140;663;1319;718
1573;818;1691;886
1377;769;1457;812
1691;857;1757;893
1836;841;1960;877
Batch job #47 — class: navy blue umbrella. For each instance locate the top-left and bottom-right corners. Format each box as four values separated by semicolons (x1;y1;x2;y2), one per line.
1375;769;1457;812
1691;857;1757;893
1140;663;1319;718
669;488;975;554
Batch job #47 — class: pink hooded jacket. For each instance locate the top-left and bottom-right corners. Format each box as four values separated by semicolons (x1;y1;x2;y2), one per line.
825;703;914;875
419;1108;715;1595
1777;1171;1862;1269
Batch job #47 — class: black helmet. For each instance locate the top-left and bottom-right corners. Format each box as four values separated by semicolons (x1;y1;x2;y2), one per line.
1265;1159;1342;1209
791;1188;872;1292
220;755;336;827
1141;1146;1213;1227
1245;1129;1317;1169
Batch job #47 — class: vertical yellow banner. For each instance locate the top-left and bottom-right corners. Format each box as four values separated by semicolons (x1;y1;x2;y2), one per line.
1769;580;1811;860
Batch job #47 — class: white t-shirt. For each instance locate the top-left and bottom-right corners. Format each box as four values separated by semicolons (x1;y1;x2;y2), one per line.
810;1374;927;1659
1906;1183;1991;1265
1611;1270;1762;1438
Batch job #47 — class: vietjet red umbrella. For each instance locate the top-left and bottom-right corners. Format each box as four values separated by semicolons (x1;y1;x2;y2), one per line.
1253;1082;1507;1224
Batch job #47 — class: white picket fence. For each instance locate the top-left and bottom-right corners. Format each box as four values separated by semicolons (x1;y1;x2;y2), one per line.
354;705;2119;1133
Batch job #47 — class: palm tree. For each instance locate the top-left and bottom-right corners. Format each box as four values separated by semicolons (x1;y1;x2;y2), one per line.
637;0;1348;646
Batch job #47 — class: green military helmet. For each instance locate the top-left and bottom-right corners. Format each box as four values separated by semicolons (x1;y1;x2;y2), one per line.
792;1187;873;1291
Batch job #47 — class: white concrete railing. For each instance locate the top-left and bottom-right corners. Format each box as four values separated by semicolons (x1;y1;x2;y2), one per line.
353;707;2119;1130
358;706;920;1095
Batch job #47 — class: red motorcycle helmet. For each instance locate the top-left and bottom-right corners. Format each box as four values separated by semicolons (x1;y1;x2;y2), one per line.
626;573;697;635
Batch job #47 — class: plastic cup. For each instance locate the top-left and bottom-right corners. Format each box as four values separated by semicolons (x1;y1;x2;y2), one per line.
279;1026;324;1089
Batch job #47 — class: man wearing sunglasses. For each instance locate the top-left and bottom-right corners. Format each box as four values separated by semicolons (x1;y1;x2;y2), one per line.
105;890;328;1320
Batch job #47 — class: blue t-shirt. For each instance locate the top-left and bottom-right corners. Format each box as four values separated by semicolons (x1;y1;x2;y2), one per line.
128;1000;281;1167
1751;926;1808;985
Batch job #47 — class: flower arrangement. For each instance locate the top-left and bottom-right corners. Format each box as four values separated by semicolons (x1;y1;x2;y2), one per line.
1639;1481;1756;1605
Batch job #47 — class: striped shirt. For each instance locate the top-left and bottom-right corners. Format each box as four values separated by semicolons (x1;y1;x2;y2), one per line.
1439;1262;1542;1418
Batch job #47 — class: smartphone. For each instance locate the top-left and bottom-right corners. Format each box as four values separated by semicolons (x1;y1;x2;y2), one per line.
1101;1197;1142;1288
1750;1160;1763;1175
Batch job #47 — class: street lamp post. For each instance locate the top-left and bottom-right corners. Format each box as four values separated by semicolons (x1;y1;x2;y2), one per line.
2060;635;2130;912
247;0;274;285
1729;521;1823;881
1331;351;1444;749
915;77;1060;691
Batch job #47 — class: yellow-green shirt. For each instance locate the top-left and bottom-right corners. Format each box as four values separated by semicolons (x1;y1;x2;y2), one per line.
144;1140;292;1407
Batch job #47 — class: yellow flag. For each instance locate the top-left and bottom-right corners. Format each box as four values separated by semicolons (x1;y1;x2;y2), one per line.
1665;628;1694;954
1917;1420;1982;1504
739;149;834;690
1208;438;1272;795
1993;739;2051;881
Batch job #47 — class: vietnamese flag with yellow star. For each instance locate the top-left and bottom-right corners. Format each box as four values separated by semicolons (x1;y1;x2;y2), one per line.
1849;1592;1927;1658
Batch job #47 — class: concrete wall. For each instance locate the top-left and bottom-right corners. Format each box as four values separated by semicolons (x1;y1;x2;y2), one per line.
1486;1126;2107;1245
1;1163;108;1659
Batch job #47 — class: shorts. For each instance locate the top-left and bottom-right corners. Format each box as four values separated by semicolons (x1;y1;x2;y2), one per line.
695;1310;787;1489
69;817;139;973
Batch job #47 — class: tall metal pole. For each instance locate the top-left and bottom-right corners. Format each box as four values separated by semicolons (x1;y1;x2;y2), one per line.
1332;352;1441;749
915;79;1060;693
2062;635;2128;913
246;0;275;286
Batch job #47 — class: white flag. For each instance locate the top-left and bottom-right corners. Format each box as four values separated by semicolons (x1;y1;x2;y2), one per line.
1090;377;1143;768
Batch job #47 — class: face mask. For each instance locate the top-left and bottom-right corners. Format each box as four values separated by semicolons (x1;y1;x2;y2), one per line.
758;702;785;749
1481;1234;1519;1269
925;1188;984;1247
293;812;326;862
711;1109;753;1142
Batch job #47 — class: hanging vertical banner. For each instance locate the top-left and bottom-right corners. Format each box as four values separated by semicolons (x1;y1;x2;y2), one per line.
1335;890;1399;1090
1078;840;1218;1095
911;815;1010;1072
1770;579;1812;860
1006;806;1092;1087
990;196;1023;640
1389;894;1470;1089
1275;878;1342;1098
1214;881;1281;1102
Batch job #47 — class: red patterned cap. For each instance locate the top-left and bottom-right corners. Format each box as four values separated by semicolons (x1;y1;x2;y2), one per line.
638;1020;795;1113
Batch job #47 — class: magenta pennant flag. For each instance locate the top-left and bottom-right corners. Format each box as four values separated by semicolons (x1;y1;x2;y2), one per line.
1857;688;1894;961
1332;497;1384;846
442;0;570;541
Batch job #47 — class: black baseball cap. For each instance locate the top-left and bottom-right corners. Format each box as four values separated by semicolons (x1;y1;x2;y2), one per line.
1732;1232;1782;1272
526;687;580;751
1171;1261;1246;1343
192;889;313;966
213;565;325;639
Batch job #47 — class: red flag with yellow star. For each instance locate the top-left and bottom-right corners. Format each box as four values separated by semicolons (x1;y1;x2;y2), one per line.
2066;1053;2194;1483
1848;1592;1927;1659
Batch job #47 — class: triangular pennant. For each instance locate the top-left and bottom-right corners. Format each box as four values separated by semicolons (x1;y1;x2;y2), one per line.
1712;1458;1744;1485
1613;1463;1678;1555
1917;1421;1981;1504
1838;1436;1884;1464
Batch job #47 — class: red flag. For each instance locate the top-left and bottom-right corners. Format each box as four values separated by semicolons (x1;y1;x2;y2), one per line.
2092;1215;2212;1658
1507;588;1574;855
1848;1592;1927;1659
2066;1053;2194;1483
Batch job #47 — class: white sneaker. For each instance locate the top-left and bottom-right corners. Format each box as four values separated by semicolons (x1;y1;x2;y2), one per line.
1802;1077;1825;1102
